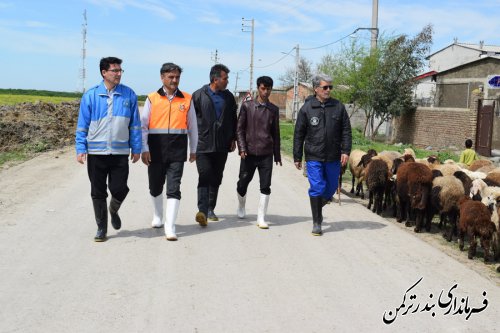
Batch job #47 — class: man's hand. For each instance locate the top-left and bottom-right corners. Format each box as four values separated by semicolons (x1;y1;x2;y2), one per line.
230;140;236;152
189;153;196;163
131;153;140;163
276;161;282;166
240;151;247;159
294;161;302;170
141;152;151;166
77;153;87;164
341;154;349;167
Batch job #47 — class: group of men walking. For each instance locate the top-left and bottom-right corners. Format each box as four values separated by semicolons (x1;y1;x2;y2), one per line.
76;56;351;242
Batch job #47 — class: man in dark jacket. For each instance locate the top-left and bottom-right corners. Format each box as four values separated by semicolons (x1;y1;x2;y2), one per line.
293;73;352;236
192;64;237;226
236;76;281;229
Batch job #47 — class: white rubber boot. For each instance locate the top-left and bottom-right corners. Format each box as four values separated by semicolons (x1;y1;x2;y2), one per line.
165;198;180;241
237;193;246;218
151;195;164;228
257;194;270;229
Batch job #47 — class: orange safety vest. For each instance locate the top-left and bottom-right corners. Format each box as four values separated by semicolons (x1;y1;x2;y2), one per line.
147;89;191;134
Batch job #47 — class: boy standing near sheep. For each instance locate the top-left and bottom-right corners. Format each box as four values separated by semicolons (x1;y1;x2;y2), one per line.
293;73;352;236
459;139;479;166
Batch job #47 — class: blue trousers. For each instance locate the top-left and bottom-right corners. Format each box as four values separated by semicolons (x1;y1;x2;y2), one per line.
306;160;341;199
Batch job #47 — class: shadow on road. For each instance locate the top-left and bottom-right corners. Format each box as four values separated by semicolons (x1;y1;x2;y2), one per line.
323;220;387;233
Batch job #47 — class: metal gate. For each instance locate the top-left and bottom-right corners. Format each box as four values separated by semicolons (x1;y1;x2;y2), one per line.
476;100;495;157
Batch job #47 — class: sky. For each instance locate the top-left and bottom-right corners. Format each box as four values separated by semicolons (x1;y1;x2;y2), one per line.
1;0;500;95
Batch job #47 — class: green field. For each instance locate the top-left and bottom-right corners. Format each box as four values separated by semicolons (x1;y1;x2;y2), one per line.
0;94;80;105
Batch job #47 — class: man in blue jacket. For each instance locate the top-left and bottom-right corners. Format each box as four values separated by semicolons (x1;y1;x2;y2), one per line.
76;57;141;242
293;73;351;236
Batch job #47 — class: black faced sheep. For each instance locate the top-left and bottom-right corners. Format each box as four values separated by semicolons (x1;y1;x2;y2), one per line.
458;198;497;263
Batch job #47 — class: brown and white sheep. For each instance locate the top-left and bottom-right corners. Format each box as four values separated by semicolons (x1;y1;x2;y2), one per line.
469;159;493;172
348;149;377;199
428;176;465;241
484;170;500;187
458;198;497;263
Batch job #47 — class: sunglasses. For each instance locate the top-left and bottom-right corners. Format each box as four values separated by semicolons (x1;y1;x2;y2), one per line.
320;85;333;91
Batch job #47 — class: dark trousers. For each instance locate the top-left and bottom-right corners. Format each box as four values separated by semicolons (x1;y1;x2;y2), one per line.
196;152;228;188
87;154;129;202
237;154;273;197
148;161;184;199
196;152;228;213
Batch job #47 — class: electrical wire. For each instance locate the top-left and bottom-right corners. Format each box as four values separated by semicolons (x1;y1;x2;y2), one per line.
255;47;296;69
301;30;357;51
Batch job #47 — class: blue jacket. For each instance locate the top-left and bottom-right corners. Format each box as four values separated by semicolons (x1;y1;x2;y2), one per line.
76;81;141;155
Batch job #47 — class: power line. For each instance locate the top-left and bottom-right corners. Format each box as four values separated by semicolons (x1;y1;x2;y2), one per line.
255;47;295;69
301;31;356;51
253;31;357;70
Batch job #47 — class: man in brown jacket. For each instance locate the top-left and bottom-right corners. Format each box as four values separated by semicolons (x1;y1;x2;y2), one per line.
236;76;281;229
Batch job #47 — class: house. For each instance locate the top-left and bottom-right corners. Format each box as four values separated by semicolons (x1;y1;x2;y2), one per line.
413;71;437;107
234;88;288;118
285;82;313;120
427;40;500;72
396;42;500;156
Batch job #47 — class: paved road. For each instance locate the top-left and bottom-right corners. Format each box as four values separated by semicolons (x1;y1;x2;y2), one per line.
0;147;499;333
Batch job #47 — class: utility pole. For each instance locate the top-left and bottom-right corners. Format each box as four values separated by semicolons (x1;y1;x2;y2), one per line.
242;18;254;96
292;44;300;123
234;71;239;95
371;0;379;50
211;49;219;64
80;9;87;93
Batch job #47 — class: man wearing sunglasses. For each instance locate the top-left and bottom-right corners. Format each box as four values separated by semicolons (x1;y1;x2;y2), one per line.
76;57;141;242
293;73;352;236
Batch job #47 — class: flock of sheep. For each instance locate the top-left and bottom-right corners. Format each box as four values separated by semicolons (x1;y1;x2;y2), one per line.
346;148;500;273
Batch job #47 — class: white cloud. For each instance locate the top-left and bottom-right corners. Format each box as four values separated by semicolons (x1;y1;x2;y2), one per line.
198;11;222;25
0;27;80;56
86;0;175;20
0;19;51;29
25;21;50;28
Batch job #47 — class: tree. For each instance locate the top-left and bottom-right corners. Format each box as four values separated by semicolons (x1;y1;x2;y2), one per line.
279;57;314;87
317;38;378;132
369;24;433;137
316;24;433;138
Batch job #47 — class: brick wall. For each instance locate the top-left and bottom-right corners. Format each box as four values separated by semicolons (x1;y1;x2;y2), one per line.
393;95;480;149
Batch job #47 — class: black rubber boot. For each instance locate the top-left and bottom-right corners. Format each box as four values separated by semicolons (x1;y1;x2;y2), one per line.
207;186;219;221
196;187;209;226
92;199;108;242
109;197;122;230
310;196;323;236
